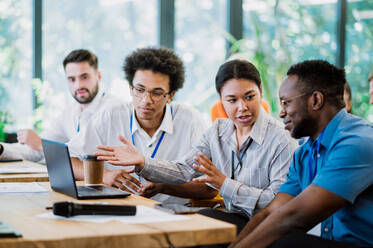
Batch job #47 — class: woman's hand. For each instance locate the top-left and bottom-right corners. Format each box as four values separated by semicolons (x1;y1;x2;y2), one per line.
94;134;146;169
192;152;226;190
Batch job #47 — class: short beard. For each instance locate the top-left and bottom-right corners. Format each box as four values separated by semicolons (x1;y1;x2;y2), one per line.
73;84;99;104
292;115;318;139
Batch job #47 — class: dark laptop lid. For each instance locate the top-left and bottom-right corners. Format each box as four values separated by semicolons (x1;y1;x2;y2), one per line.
42;139;130;200
42;139;79;198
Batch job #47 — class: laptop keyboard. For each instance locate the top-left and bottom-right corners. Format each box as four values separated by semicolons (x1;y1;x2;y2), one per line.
78;186;106;196
80;186;104;191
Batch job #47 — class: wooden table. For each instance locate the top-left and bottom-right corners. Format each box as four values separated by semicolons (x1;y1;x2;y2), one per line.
0;182;236;248
0;160;49;182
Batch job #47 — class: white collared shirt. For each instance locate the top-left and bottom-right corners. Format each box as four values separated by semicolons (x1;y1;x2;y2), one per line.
130;103;175;158
67;101;208;204
0;87;120;162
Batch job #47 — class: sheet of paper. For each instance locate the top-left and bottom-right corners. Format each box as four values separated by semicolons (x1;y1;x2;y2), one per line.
37;212;115;223
116;205;189;224
0;182;48;193
0;164;47;174
37;205;189;224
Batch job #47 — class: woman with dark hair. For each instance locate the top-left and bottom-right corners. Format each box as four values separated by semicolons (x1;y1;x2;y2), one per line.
95;59;298;235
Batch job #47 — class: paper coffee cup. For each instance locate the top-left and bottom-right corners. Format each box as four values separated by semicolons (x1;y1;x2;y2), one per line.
83;155;104;186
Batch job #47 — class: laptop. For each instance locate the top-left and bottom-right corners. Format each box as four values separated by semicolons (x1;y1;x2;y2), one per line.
42;139;130;199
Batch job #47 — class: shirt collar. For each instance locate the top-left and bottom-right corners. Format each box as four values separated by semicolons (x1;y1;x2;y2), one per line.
249;107;268;146
319;109;347;149
157;103;174;135
131;103;174;135
221;107;268;146
302;109;346;151
220;120;235;143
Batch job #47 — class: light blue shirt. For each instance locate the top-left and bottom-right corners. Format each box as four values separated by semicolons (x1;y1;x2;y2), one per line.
280;109;373;247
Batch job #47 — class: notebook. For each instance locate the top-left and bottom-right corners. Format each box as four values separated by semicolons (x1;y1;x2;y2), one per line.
42;139;130;199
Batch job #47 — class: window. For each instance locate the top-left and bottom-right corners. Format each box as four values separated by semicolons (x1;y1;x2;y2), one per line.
2;0;371;131
175;0;227;116
242;0;337;115
345;0;373;120
0;0;32;129
43;0;157;122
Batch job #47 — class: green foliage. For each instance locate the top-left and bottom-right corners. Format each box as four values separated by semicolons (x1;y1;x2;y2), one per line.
0;111;13;142
0;0;32;129
230;10;283;114
0;1;20;108
345;1;373;119
235;0;373;119
31;78;49;134
228;0;337;117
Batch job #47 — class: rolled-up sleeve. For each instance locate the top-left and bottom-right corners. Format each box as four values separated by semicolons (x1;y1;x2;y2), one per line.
138;127;213;184
0;142;44;162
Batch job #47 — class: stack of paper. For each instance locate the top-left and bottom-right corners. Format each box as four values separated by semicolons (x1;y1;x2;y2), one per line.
0;182;48;194
0;164;47;174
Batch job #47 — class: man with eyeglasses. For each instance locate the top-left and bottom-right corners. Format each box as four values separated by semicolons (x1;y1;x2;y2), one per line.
67;47;209;204
230;60;373;248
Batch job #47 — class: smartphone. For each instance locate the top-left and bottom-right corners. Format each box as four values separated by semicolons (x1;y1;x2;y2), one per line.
155;203;203;214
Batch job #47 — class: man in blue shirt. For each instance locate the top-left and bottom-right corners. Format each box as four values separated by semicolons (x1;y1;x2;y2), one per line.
230;60;373;248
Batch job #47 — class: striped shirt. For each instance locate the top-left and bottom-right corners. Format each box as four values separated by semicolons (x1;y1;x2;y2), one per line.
139;108;298;217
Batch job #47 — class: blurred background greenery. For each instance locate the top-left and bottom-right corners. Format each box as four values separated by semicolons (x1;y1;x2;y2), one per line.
0;0;372;138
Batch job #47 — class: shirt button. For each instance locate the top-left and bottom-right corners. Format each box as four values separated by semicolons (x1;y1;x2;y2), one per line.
324;228;329;232
317;154;320;158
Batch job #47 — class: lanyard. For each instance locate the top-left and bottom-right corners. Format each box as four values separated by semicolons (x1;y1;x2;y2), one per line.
130;106;173;158
77;116;80;132
231;138;253;180
77;92;106;133
308;129;325;183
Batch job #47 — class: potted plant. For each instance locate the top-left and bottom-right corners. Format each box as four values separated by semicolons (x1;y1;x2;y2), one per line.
0;111;16;143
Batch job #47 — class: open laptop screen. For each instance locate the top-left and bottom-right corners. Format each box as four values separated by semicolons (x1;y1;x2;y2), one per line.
42;139;79;198
42;139;130;199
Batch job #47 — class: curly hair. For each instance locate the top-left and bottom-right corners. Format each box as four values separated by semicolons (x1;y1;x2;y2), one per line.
215;59;261;95
63;49;98;70
287;60;346;109
123;47;185;93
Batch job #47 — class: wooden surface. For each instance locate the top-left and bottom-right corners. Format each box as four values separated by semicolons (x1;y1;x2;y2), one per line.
0;160;49;182
0;182;236;248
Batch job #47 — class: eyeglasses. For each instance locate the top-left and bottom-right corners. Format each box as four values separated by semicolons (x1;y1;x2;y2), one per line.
280;93;308;110
131;86;170;102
